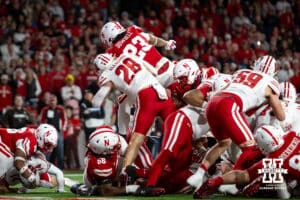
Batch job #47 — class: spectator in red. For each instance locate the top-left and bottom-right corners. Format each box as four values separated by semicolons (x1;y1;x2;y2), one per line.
278;6;294;30
64;105;81;169
0;74;13;119
144;10;164;37
226;0;241;18
49;55;68;97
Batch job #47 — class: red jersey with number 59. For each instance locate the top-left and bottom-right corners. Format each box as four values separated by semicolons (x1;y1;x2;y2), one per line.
222;69;280;112
98;54;162;104
85;151;118;185
0;127;37;157
247;131;300;181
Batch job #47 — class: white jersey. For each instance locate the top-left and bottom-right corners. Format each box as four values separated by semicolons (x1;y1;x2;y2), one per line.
98;54;166;104
223;69;280;112
5;152;49;185
256;101;300;135
180;105;210;140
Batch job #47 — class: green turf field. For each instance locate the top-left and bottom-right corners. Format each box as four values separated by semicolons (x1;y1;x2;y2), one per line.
1;171;300;199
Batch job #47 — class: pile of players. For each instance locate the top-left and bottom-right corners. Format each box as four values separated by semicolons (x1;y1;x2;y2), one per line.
1;20;299;198
70;21;300;199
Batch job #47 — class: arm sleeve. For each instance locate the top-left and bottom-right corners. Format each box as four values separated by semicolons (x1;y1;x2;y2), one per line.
92;86;112;108
48;163;64;191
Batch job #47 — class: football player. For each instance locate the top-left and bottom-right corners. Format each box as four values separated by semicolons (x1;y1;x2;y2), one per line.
194;125;300;199
187;55;285;191
0;124;58;192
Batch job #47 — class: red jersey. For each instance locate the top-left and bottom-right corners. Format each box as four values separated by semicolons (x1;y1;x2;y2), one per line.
247;131;300;181
0;85;13;111
0;127;37;157
85;151;118;185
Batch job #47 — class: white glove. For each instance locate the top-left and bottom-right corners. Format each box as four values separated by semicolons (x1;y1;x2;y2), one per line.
165;40;176;50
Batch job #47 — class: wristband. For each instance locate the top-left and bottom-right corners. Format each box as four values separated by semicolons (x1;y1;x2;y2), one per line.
15;156;26;162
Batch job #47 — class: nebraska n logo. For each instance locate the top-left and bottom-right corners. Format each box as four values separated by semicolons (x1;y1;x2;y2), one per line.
258;158;288;183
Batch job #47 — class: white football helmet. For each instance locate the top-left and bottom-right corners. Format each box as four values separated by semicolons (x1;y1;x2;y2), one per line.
212;74;232;92
173;59;200;84
87;126;121;155
252;55;278;77
279;81;297;103
94;53;114;71
254;125;284;155
201;66;220;80
35;124;58;153
100;21;126;48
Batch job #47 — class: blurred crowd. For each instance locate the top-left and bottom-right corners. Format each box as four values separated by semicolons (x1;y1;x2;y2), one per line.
0;0;300;169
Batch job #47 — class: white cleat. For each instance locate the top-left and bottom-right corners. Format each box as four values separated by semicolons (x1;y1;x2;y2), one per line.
218;184;239;195
187;167;206;189
64;177;79;187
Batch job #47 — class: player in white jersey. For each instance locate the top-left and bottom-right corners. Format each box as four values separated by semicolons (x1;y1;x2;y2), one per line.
4;151;72;193
101;21;176;88
187;55;286;191
256;81;300;134
93;53;176;175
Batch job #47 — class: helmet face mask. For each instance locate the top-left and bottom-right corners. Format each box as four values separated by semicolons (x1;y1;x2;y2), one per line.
35;124;58;153
100;21;125;48
254;125;284;155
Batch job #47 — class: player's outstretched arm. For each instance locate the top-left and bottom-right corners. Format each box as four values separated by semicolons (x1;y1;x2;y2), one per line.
148;34;176;50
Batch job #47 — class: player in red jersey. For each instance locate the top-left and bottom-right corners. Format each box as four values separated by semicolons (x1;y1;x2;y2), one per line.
171;59;220;108
187;55;285;191
0;124;58;191
71;125;164;196
135;74;232;195
194;125;300;199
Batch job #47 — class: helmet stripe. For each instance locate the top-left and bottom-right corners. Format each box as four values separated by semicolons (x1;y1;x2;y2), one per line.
89;128;115;141
262;56;271;74
261;126;279;145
